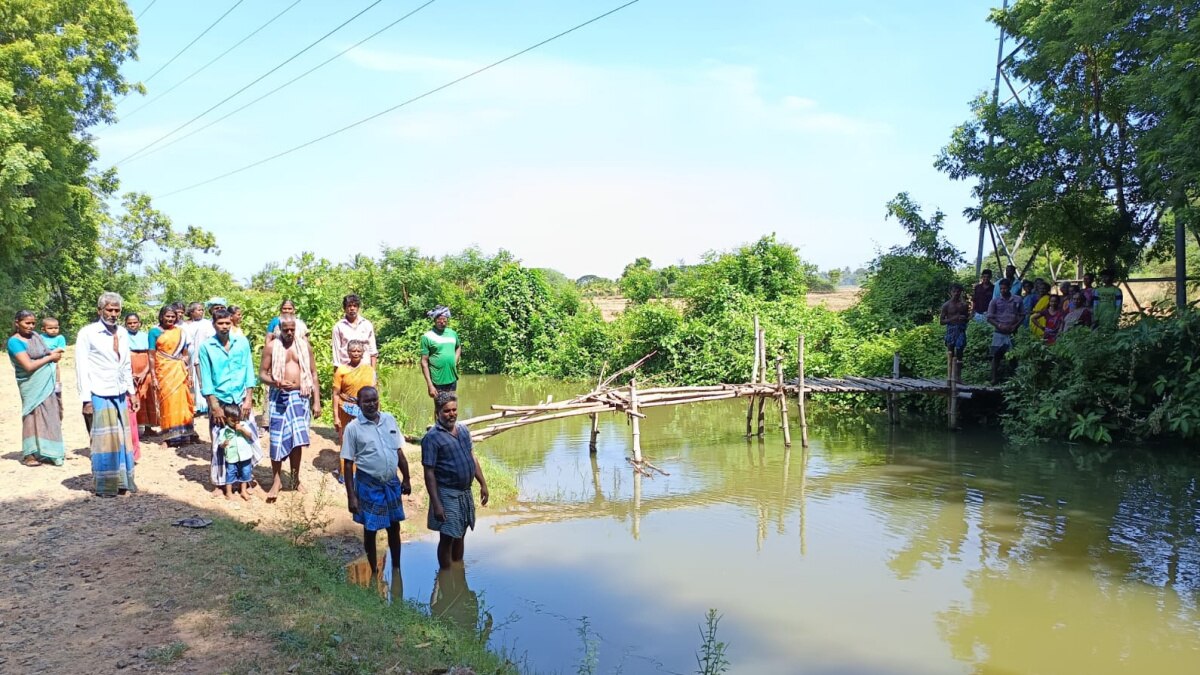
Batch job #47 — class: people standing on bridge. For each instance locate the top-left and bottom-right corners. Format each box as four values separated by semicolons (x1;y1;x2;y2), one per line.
987;279;1022;384
939;284;969;381
1033;294;1067;345
1062;290;1093;333
971;269;994;323
332;294;377;368
261;315;321;499
421;305;460;402
1081;273;1097;307
199;308;257;495
423;392;488;569
1093;269;1123;330
9;310;64;467
342;386;411;577
76;292;138;496
993;264;1020;301
1019;280;1037;329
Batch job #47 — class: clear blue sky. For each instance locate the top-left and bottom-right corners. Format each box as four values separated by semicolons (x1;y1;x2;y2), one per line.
97;0;1003;282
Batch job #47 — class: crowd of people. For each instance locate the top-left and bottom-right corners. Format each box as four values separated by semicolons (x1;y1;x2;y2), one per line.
940;265;1125;383
7;292;488;573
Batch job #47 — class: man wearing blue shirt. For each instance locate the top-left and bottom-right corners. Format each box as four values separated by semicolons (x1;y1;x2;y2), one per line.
198;308;257;494
422;392;489;569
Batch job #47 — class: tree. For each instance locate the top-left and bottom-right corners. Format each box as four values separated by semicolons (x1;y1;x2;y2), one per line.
619;257;659;304
0;0;139;326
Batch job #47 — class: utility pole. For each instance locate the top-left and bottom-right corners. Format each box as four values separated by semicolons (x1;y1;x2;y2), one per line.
976;0;1010;278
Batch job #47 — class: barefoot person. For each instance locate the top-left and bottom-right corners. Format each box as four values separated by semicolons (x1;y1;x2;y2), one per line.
343;387;411;576
939;284;969;381
148;306;196;447
198;309;257;495
423;392;488;569
8;310;65;467
215;403;261;501
125;313;158;440
76;292;138;496
260;315;321;498
333;340;376;481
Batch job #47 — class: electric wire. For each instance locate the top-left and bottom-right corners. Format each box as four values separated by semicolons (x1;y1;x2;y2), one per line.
136;0;159;21
139;0;246;87
115;0;387;166
122;0;305;120
159;0;643;199
127;0;439;163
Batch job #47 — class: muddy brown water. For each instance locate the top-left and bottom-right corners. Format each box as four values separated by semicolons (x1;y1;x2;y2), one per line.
361;369;1200;674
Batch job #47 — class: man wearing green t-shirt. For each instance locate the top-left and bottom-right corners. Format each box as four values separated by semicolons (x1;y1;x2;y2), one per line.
420;306;461;400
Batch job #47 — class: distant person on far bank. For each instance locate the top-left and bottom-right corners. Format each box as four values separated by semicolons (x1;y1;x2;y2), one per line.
1093;269;1123;331
939;284;969;382
971;269;994;323
423;392;488;569
332;294;377;368
421;305;460;399
993;264;1020;300
76;292;138;497
342;386;411;576
987;279;1022;385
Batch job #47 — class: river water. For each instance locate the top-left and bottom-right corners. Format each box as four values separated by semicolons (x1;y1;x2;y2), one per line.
375;370;1200;674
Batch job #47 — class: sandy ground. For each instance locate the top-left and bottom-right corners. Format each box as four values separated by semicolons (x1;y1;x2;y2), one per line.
0;352;428;674
588;289;861;320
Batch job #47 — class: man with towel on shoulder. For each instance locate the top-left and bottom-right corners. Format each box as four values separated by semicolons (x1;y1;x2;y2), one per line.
260;315;321;500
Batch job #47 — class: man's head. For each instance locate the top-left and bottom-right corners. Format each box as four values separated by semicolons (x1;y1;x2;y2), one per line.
1083;272;1095;287
278;315;297;346
998;278;1012;296
158;305;177;328
358;386;380;421
98;292;123;328
15;310;36;337
428;305;451;330
1005;264;1017;278
41;317;60;337
222;403;241;425
212;308;233;341
206;297;227;317
949;283;963;299
124;313;141;333
1021;280;1034;295
187;302;204;321
435;391;458;429
981;268;993;282
343;294;361;321
1100;268;1115;285
347;339;365;366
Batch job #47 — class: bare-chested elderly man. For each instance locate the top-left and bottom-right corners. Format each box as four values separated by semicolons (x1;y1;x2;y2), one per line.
259;315;321;500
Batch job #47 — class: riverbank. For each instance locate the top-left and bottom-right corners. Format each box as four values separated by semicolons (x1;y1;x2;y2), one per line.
0;354;508;673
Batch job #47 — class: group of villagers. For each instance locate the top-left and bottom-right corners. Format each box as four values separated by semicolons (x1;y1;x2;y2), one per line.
7;292;488;572
940;265;1125;384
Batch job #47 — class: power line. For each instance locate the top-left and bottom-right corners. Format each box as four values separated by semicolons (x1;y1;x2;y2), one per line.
115;0;387;166
139;0;246;87
127;0;440;163
122;0;306;120
136;0;159;21
159;0;644;199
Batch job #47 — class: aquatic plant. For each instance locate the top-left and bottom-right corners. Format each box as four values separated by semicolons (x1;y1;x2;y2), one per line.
695;609;730;675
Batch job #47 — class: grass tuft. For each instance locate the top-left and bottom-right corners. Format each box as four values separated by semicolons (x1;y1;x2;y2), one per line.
146;641;189;665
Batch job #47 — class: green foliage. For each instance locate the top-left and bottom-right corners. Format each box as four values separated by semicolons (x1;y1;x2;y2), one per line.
1002;309;1200;444
695;609;730;675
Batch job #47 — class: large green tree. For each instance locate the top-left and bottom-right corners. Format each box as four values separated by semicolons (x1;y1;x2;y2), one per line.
0;0;138;326
937;0;1200;273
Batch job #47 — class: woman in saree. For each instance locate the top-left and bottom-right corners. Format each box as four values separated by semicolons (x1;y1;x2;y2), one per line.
333;340;376;481
7;310;65;466
148;306;196;447
126;312;160;445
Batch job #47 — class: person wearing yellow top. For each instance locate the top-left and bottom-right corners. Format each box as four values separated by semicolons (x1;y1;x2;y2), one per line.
334;340;377;482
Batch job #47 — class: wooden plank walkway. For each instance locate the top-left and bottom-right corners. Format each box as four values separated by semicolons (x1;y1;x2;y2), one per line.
796;376;997;396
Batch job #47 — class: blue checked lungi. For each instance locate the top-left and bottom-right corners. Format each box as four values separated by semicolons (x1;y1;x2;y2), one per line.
944;322;967;353
269;389;311;461
90;394;136;496
427;484;475;539
210;418;263;486
354;470;406;531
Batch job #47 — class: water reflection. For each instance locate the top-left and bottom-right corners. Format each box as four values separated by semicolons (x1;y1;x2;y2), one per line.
430;565;493;642
380;369;1200;673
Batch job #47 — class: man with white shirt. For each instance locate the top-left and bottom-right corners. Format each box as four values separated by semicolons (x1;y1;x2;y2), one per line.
332;294;378;368
76;292;138;497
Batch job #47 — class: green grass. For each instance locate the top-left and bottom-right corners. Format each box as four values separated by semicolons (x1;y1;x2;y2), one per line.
157;518;515;675
146;641;189;665
475;452;518;506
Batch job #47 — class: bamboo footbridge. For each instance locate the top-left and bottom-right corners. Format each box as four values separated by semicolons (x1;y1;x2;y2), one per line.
462;320;999;473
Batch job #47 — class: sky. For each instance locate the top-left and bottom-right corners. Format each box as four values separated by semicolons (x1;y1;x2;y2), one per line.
96;0;1004;283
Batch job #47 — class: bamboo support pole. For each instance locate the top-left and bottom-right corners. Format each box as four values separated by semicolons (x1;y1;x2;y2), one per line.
756;391;767;437
759;326;768;384
888;352;899;425
777;358;791;447
747;317;760;437
589;413;600;454
630;378;642;463
798;335;809;448
947;352;959;429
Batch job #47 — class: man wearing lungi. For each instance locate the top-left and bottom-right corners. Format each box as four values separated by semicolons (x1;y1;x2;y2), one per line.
260;315;321;500
342;387;412;575
422;392;489;569
198;308;258;495
76;292;139;496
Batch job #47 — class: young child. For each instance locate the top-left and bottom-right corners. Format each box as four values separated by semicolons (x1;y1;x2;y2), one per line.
342;386;411;575
40;317;66;417
217;404;259;501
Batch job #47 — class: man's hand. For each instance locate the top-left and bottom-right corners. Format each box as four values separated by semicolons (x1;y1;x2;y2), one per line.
347;496;359;515
401;479;412;496
210;406;226;427
433;504;445;522
241;400;252;420
427;384;437;398
311;401;322;418
480;484;489;507
131;397;140;413
82;402;93;415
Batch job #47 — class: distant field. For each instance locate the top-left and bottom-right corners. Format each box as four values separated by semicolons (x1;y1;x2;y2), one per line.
588;288;861;321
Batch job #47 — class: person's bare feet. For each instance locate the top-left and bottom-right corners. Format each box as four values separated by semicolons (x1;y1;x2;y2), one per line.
222;491;232;501
239;489;251;501
265;479;282;502
22;456;40;467
293;480;305;493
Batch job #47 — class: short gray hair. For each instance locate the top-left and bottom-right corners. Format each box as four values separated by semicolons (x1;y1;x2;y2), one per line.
97;292;123;310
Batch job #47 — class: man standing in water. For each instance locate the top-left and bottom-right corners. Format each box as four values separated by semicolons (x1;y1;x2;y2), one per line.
198;308;257;495
343;386;411;576
422;392;488;569
420;305;461;400
261;315;321;499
